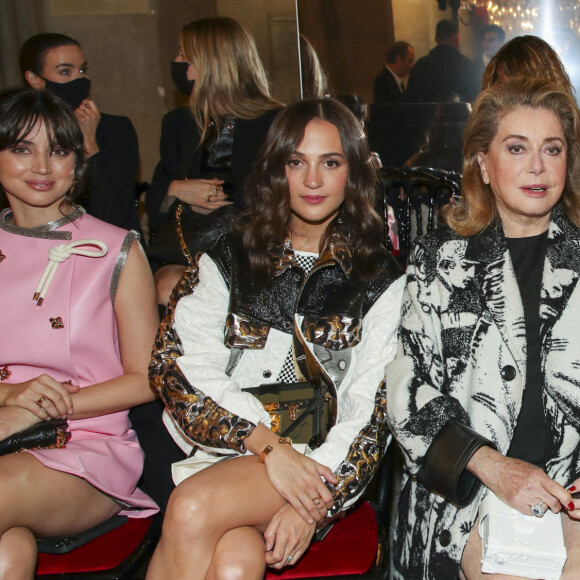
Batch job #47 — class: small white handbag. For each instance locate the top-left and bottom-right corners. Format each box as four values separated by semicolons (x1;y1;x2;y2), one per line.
478;491;567;580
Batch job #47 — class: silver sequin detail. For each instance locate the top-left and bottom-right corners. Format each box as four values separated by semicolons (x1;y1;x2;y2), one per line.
110;230;139;302
0;207;85;240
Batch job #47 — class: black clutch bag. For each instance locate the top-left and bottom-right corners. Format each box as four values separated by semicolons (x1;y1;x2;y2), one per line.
246;381;337;449
0;418;70;456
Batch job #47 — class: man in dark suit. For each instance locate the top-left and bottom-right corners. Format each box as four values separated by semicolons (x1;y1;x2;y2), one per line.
474;24;506;87
373;41;415;104
405;19;479;103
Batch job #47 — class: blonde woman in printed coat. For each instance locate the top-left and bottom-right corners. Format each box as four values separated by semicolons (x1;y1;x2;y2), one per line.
386;78;580;579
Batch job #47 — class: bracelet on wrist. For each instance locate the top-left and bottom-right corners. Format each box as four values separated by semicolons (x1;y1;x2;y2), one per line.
258;437;293;463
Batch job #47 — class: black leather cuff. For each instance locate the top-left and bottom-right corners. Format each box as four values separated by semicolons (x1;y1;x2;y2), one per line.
417;419;497;508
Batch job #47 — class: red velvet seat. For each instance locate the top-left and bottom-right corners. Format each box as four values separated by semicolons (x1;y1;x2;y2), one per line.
35;516;155;580
265;500;378;579
35;501;377;579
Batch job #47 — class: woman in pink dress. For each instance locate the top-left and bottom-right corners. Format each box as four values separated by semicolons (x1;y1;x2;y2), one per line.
0;89;158;579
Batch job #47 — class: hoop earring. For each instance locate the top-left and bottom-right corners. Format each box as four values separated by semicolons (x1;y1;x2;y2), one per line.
65;180;77;202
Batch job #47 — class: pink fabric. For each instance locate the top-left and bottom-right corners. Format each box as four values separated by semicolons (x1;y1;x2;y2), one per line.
387;205;399;251
0;211;157;517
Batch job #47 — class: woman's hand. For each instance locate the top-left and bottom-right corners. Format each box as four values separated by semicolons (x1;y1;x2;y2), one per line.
468;446;574;516
0;406;41;440
563;478;580;520
167;178;230;214
0;375;79;420
75;98;101;157
264;503;316;569
262;444;338;525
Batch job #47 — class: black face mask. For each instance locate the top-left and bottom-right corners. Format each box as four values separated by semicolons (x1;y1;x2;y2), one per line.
171;61;194;96
42;77;91;109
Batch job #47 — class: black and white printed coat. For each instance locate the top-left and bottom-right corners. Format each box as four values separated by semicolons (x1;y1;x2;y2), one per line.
386;203;580;579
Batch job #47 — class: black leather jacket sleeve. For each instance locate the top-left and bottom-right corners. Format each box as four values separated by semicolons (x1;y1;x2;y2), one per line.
417;419;497;508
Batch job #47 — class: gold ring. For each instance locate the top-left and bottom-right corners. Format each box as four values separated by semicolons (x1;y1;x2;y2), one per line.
213;187;218;193
312;496;322;504
35;395;47;408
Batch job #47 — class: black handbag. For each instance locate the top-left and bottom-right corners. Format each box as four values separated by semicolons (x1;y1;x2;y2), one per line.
0;418;70;456
246;381;336;450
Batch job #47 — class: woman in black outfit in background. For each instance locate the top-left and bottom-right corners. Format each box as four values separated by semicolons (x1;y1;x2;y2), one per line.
145;16;282;305
20;33;141;233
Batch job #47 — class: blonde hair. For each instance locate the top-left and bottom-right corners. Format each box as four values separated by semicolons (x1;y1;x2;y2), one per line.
446;77;580;235
299;35;328;98
481;35;573;95
181;17;282;141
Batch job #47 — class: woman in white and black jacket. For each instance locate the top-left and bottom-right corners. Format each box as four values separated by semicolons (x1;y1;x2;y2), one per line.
146;98;404;579
386;78;580;579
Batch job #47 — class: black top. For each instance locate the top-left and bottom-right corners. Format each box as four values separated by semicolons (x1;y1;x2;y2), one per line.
506;230;549;468
82;113;141;232
373;67;404;104
199;117;235;196
145;107;280;231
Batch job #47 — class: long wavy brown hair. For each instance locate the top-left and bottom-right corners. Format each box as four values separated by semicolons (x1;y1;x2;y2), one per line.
236;98;385;282
446;78;580;235
481;35;573;96
180;17;282;142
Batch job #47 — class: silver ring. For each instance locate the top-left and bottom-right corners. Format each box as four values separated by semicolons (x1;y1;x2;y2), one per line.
286;555;294;563
530;500;547;518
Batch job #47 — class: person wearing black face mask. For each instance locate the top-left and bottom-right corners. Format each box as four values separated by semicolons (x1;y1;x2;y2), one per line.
170;61;194;97
146;18;283;310
19;33;141;233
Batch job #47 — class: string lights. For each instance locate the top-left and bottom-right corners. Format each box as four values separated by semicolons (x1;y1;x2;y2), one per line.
458;1;579;59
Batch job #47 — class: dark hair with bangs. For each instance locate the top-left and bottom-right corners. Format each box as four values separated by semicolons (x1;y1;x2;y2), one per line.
0;89;85;201
237;97;385;282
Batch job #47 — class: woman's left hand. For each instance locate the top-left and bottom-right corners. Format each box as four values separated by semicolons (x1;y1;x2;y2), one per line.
0;406;40;440
264;503;316;569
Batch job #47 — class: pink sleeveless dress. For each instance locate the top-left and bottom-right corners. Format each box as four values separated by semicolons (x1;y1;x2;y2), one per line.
0;208;157;517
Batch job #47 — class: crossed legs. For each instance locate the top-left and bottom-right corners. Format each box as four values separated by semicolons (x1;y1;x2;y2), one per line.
0;452;120;580
146;455;289;580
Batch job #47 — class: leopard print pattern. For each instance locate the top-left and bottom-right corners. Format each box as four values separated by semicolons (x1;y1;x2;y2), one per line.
302;315;361;350
224;313;269;349
148;255;256;453
327;380;389;515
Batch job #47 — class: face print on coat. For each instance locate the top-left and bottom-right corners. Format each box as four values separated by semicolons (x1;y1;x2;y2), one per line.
436;240;476;292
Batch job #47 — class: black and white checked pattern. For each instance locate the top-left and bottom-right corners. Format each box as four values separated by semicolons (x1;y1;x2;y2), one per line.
276;251;318;383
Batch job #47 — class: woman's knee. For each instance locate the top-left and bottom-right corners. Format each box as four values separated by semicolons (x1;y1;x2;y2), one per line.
163;481;216;537
210;545;265;580
211;559;265;580
0;527;37;580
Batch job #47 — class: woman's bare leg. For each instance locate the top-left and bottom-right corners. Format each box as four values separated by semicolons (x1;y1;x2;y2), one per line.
146;456;287;580
0;453;121;580
560;513;580;579
206;527;266;580
0;528;36;580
